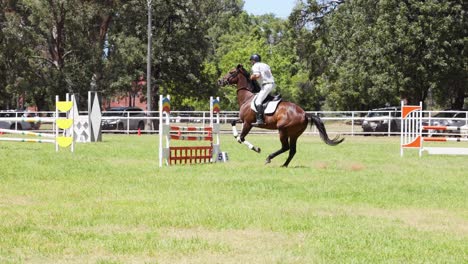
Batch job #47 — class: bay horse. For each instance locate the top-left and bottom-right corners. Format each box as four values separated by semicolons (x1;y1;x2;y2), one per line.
218;64;344;167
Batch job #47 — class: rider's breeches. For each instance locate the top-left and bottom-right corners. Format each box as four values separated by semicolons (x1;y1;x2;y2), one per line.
255;83;276;105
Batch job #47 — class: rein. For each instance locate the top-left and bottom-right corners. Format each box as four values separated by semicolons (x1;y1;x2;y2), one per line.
236;86;251;93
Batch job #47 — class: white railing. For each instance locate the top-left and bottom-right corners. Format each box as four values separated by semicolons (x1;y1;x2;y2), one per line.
1;110;467;137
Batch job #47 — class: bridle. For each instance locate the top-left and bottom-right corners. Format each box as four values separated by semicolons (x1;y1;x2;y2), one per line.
226;69;239;84
219;66;254;93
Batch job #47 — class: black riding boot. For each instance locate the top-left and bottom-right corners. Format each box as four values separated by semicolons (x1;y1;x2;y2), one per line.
253;104;265;126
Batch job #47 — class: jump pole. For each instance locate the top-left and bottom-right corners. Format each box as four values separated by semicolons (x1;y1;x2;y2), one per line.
400;101;468;156
158;95;221;167
0;129;56;138
159;95;171;167
0;95;75;152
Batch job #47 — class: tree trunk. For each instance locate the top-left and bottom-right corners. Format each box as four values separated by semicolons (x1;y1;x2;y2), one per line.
452;79;467;109
91;13;113;92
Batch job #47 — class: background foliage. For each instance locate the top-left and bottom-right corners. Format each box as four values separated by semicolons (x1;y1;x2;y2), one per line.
0;0;466;111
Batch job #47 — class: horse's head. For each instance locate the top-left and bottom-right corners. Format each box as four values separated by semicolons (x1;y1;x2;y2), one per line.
218;64;257;92
218;66;238;86
218;64;246;86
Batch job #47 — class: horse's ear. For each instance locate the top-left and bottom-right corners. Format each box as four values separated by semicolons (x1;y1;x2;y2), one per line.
236;64;243;69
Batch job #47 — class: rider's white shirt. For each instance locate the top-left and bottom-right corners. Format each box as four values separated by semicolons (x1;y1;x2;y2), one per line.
251;62;275;86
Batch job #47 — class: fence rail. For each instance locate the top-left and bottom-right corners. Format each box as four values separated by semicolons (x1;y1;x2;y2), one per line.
1;110;467;137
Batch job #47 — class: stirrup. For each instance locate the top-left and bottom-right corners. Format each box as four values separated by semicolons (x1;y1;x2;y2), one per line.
252;117;265;126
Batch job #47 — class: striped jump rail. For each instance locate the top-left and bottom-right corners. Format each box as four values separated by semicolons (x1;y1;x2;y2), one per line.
169;126;212;132
423;125;468;131
0;128;72;147
423;137;468;142
170;135;212;141
169;126;213;141
0;138;56;144
0;128;56;138
0;117;56;122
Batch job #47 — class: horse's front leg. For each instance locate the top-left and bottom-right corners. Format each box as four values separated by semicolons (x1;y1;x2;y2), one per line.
231;121;261;153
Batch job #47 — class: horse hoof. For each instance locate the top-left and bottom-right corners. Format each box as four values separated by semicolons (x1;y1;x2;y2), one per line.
265;159;271;165
255;147;261;153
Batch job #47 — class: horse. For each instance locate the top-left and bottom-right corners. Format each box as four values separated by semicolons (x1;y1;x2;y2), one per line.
218;64;344;167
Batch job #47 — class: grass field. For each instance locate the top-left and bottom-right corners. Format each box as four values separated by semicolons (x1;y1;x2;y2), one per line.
0;133;467;263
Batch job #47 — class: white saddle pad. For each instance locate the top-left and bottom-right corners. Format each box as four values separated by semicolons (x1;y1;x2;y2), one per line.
250;95;281;114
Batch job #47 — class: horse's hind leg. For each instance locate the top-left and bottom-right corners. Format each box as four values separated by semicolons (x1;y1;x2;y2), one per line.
265;130;289;165
281;136;298;167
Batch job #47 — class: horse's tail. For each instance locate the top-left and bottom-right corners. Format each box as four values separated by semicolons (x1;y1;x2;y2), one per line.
308;114;345;146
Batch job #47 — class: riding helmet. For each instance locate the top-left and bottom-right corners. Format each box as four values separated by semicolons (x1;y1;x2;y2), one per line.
249;54;261;62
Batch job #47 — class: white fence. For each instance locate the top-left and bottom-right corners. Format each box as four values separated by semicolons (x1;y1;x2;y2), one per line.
1;110;467;137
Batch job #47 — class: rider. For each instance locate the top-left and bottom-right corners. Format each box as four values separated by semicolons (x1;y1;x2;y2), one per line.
249;54;276;126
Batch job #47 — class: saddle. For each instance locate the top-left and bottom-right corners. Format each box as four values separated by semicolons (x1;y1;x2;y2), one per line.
250;94;282;115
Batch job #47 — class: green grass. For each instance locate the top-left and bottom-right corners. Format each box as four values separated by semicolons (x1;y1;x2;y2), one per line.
0;134;467;263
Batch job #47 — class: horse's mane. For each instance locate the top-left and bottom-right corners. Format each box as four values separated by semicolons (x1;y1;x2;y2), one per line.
237;64;261;93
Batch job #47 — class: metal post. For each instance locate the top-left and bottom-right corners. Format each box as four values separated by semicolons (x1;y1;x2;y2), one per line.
146;0;153;131
387;111;391;136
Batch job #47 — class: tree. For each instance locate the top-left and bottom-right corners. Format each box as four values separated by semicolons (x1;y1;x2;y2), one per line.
289;0;346;110
209;11;300;110
102;0;244;110
1;1;41;110
290;0;467;110
0;0;117;110
1;0;237;110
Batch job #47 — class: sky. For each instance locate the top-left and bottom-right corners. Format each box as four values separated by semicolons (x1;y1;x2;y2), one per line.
243;0;298;19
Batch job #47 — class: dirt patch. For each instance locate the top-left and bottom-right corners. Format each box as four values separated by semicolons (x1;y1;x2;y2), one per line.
347;163;366;171
34;226;311;263
314;161;366;171
0;195;36;206
320;206;468;236
157;227;311;263
362;208;467;235
315;162;329;169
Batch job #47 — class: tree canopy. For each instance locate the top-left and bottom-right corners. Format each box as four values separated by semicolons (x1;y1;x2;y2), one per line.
0;0;466;111
291;0;467;110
